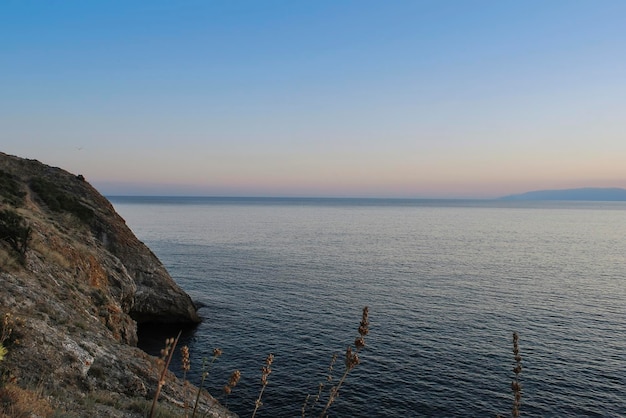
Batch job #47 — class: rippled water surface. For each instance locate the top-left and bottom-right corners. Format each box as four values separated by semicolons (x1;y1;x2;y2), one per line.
110;197;626;417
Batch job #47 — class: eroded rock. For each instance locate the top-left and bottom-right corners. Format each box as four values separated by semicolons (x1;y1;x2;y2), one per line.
0;151;231;417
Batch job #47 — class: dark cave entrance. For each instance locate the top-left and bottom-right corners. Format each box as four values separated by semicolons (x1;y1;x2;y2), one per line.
136;321;198;358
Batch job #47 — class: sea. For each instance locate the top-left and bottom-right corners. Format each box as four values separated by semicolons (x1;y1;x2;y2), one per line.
108;197;626;418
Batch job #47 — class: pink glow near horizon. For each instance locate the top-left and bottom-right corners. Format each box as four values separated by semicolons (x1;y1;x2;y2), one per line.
2;2;626;197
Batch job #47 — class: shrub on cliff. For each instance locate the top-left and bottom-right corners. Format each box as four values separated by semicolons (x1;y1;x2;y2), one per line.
0;209;31;265
0;170;26;207
30;177;94;223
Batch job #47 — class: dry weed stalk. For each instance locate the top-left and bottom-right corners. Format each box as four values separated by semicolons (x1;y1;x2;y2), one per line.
148;330;181;418
511;332;522;418
302;354;337;417
181;345;191;417
223;369;241;395
218;368;241;412
317;306;369;418
191;348;222;418
251;353;274;418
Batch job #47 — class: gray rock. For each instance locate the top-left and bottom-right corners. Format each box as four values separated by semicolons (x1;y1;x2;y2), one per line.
0;151;233;417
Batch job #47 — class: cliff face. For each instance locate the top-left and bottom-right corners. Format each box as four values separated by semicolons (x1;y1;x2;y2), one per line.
0;152;231;417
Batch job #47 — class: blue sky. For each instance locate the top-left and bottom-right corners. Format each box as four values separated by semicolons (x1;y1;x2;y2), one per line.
2;1;625;198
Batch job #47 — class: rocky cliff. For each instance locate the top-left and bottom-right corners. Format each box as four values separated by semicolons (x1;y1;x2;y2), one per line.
0;151;233;417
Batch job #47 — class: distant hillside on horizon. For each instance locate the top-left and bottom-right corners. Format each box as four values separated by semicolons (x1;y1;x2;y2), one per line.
501;187;626;201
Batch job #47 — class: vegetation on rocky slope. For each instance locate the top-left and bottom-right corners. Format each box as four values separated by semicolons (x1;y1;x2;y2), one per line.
0;151;227;417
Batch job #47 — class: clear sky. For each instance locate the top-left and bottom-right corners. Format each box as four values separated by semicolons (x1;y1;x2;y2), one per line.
2;1;625;198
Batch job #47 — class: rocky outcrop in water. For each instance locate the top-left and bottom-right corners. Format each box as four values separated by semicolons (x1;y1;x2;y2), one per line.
0;151;233;417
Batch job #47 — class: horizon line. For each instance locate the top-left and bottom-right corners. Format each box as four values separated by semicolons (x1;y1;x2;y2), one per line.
105;194;496;200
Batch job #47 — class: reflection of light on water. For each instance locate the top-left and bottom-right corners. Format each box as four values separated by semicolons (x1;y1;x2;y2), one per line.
115;198;626;417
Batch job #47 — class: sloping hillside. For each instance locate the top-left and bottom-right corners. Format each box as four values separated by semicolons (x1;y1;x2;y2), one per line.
0;151;233;417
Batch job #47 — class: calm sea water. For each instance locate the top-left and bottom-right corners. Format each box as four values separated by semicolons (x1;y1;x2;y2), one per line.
110;197;626;417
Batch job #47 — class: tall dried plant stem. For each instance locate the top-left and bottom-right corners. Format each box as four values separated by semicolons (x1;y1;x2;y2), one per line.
251;384;268;418
511;332;522;418
318;306;369;418
215;369;241;413
251;353;274;418
318;361;353;418
181;345;190;417
302;354;337;417
318;347;362;417
192;348;222;418
149;331;182;418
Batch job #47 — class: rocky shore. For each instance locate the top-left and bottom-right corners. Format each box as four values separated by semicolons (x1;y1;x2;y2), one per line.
0;151;235;417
